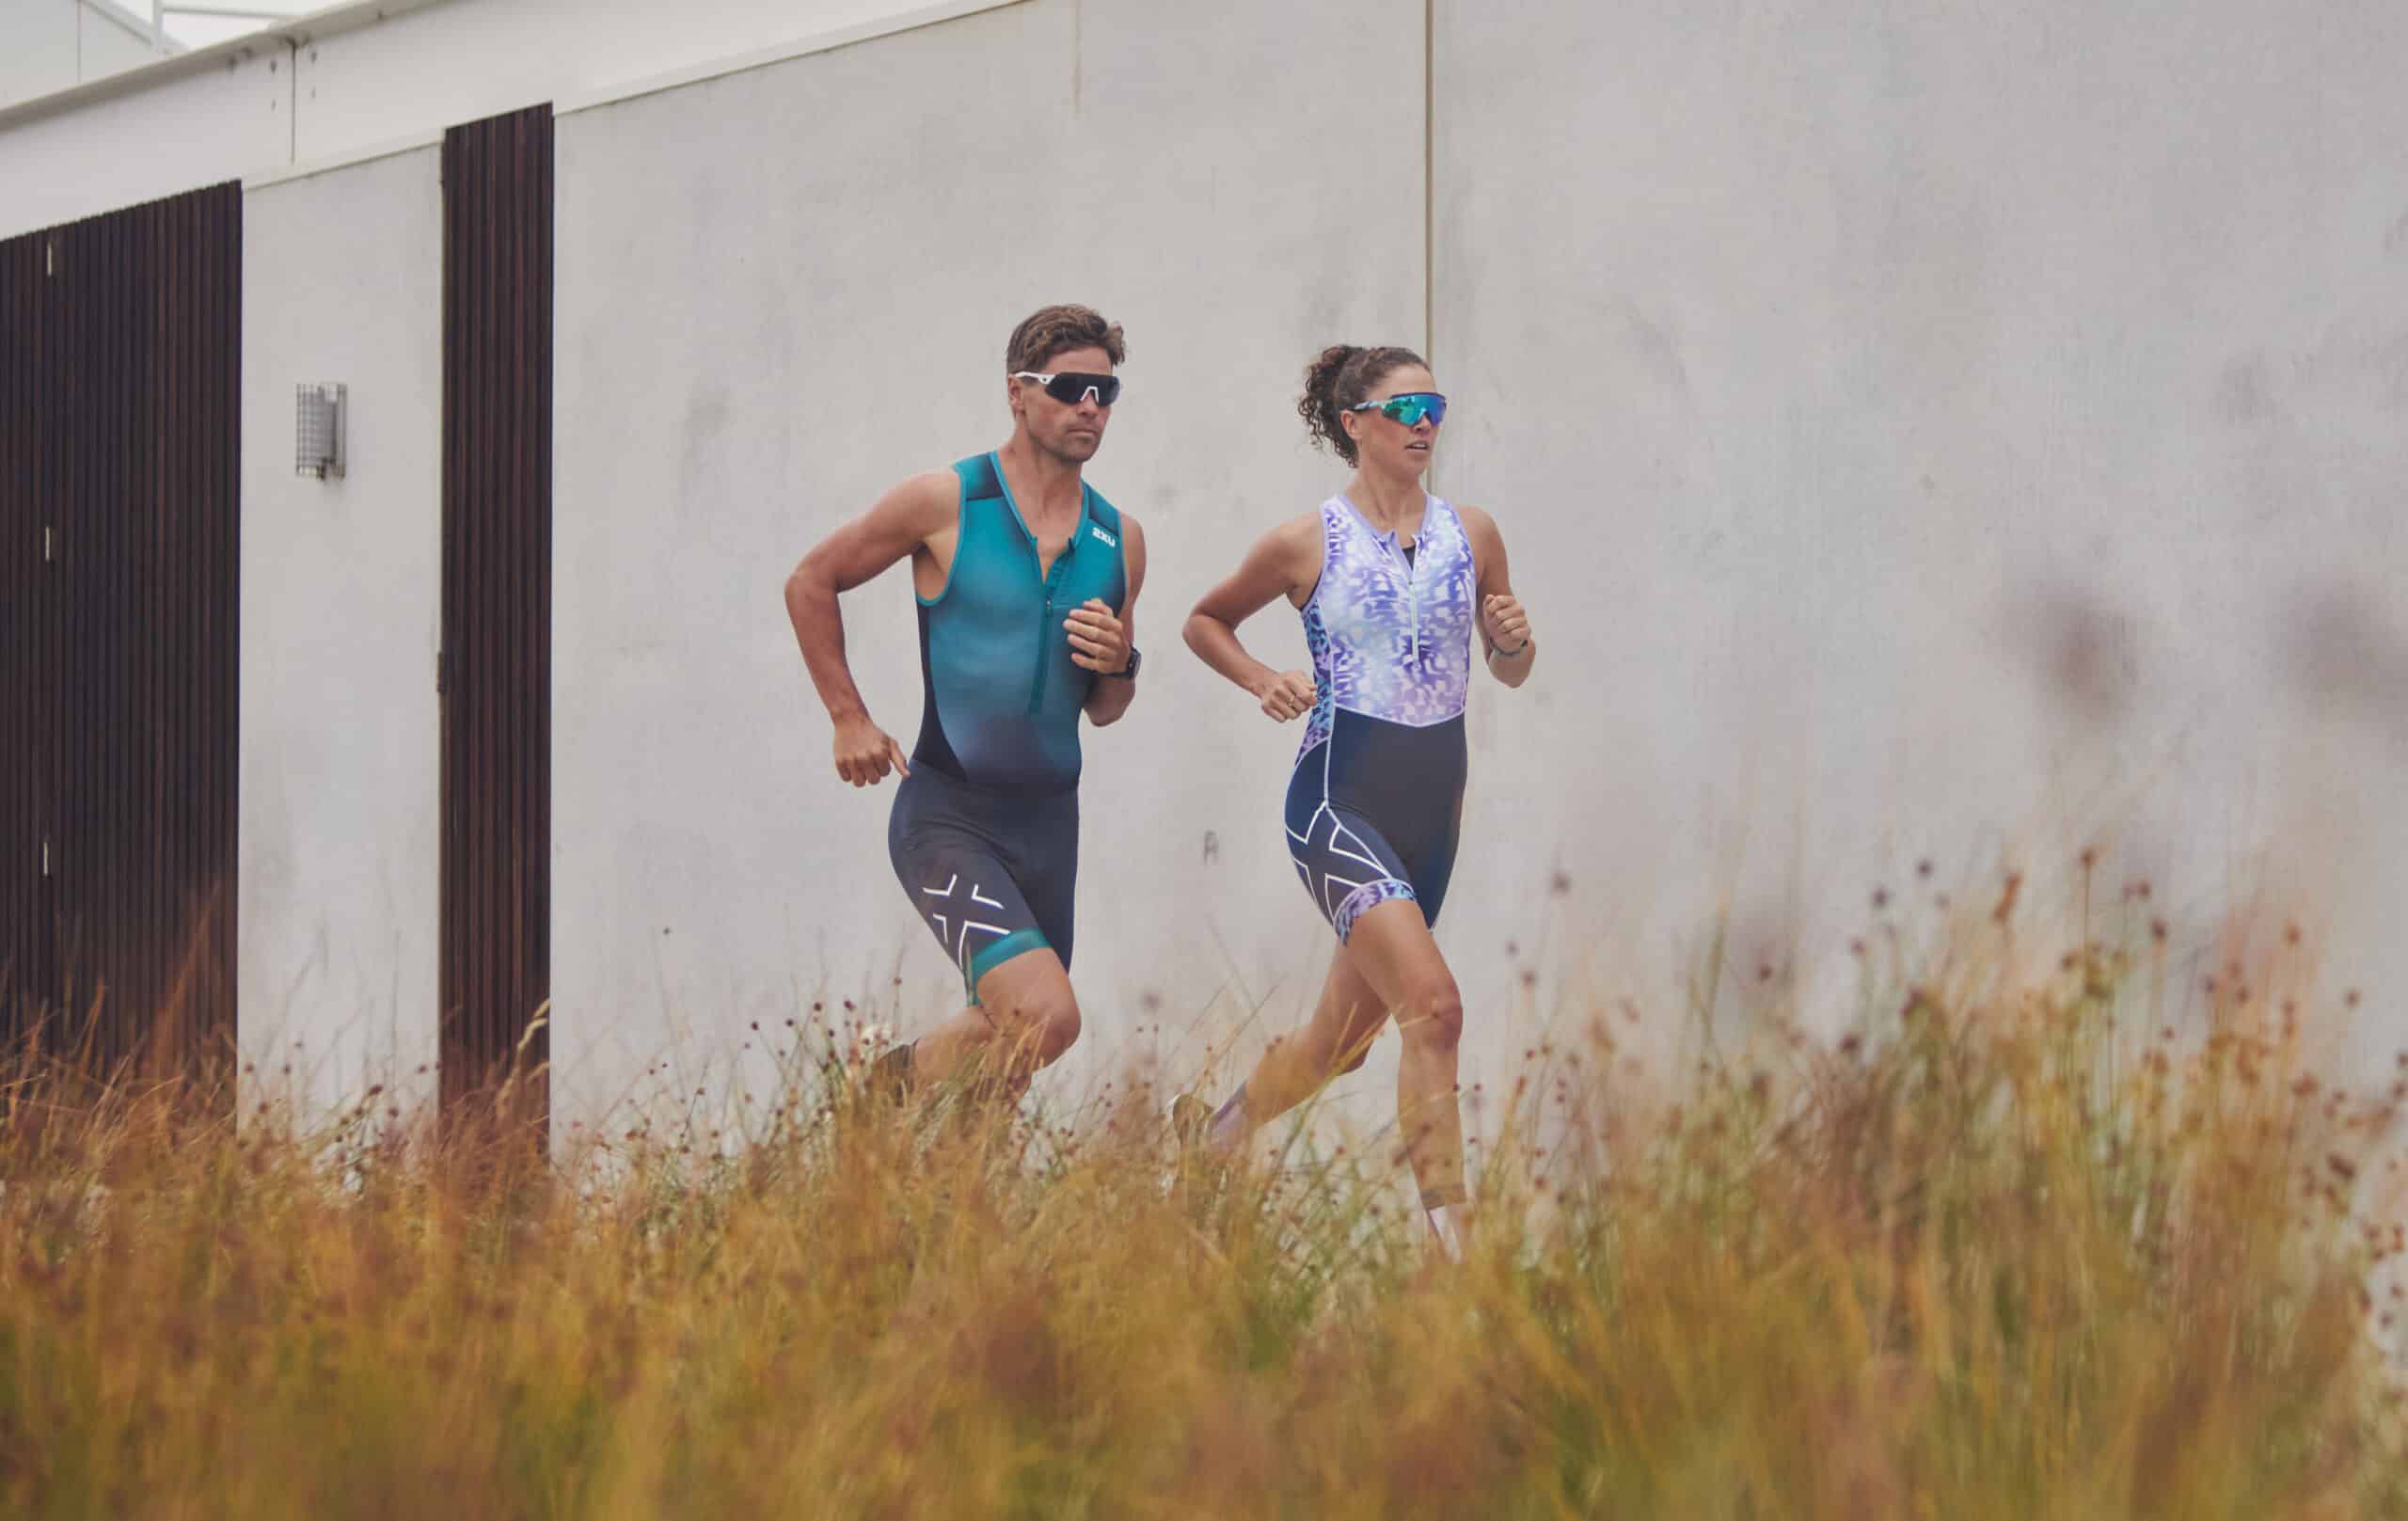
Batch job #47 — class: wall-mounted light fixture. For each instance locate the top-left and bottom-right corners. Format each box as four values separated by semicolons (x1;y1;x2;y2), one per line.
295;382;347;480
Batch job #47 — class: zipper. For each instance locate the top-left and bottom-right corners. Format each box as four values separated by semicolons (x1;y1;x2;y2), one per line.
998;456;1085;716
1370;497;1427;664
1026;497;1083;713
1029;550;1070;713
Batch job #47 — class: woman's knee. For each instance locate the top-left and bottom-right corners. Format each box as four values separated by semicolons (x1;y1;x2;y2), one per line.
1398;976;1463;1054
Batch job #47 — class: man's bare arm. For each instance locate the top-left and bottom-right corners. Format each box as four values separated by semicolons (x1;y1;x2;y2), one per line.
1078;515;1148;727
783;469;956;786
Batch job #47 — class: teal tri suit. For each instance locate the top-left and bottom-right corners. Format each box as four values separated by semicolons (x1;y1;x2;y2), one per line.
887;452;1128;1000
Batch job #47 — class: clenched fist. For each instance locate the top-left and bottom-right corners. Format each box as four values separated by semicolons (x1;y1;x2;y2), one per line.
1254;669;1319;723
1064;598;1130;674
1481;593;1531;655
832;712;911;787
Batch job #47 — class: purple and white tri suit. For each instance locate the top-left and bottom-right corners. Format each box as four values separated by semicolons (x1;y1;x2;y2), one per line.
1284;493;1476;943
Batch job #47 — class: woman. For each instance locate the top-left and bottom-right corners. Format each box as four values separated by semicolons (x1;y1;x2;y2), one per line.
1177;345;1535;1258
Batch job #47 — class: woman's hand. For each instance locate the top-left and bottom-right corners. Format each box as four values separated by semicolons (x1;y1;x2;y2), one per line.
1481;593;1530;655
1253;670;1319;722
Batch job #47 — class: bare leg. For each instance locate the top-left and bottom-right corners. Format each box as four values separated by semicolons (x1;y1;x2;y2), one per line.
1209;944;1387;1143
1335;900;1469;1250
908;948;1081;1093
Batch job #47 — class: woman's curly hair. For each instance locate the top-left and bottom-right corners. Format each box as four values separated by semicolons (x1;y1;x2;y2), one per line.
1297;344;1427;467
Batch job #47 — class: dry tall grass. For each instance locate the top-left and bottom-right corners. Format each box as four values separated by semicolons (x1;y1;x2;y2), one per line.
5;873;2405;1519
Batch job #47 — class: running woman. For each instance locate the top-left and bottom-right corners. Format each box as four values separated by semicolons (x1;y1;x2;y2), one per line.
1177;345;1534;1258
783;305;1147;1101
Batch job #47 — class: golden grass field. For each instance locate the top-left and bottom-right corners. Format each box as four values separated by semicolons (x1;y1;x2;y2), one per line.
6;870;2407;1519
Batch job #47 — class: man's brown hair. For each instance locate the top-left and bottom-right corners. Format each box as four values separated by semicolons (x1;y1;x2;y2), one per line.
1006;304;1127;374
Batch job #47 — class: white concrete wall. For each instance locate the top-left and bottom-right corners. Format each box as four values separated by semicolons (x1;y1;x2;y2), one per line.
289;0;1014;163
552;0;2408;1151
0;43;281;241
0;0;1015;241
551;0;1426;1136
1432;0;2408;1063
238;146;444;1124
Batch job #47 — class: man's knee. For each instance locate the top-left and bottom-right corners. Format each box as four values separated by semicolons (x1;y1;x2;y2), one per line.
1031;994;1082;1061
992;982;1081;1064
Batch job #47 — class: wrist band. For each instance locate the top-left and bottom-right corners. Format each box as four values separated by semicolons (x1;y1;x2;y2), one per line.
1488;639;1529;660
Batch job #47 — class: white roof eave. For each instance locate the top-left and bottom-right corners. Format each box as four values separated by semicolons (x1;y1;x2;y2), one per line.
0;0;454;134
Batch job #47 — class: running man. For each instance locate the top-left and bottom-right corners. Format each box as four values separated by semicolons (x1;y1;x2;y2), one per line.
783;305;1147;1101
1176;345;1534;1259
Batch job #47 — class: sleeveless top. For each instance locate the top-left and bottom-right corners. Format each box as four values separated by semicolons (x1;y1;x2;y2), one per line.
1296;493;1477;758
911;452;1128;794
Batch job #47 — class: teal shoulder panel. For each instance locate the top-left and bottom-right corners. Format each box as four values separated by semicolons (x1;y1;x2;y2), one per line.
955;452;1005;503
1069;484;1129;610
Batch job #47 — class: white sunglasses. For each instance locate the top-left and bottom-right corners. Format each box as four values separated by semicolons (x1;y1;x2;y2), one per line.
1012;370;1122;406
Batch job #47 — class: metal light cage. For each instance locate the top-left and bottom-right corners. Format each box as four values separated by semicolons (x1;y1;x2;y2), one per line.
295;382;347;479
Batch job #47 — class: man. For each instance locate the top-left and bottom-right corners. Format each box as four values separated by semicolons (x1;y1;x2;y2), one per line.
783;304;1146;1102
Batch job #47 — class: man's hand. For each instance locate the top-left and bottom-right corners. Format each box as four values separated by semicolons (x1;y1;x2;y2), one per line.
1065;598;1130;674
833;713;911;787
1481;593;1531;655
1253;670;1319;722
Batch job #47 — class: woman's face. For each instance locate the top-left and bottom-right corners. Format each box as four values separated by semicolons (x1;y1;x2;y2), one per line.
1341;363;1442;480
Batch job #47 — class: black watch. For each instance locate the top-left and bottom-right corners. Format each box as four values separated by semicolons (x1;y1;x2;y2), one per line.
1106;646;1141;680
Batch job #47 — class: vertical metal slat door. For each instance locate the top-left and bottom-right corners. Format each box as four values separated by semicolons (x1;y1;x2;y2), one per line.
0;185;240;1084
440;105;554;1139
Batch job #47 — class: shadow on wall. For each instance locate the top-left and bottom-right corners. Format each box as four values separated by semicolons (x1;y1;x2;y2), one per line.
2023;581;2141;727
2287;582;2408;742
2008;577;2408;747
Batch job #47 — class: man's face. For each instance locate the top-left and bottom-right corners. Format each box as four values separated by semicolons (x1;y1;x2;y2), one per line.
1008;344;1117;465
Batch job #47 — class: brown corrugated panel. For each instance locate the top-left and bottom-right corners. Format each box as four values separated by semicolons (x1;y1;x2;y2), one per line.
0;229;51;1052
439;105;553;1139
0;186;241;1084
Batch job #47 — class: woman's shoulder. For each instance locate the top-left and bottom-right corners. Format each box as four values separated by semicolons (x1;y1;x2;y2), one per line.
1246;506;1334;595
1443;499;1500;547
1267;502;1336;549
